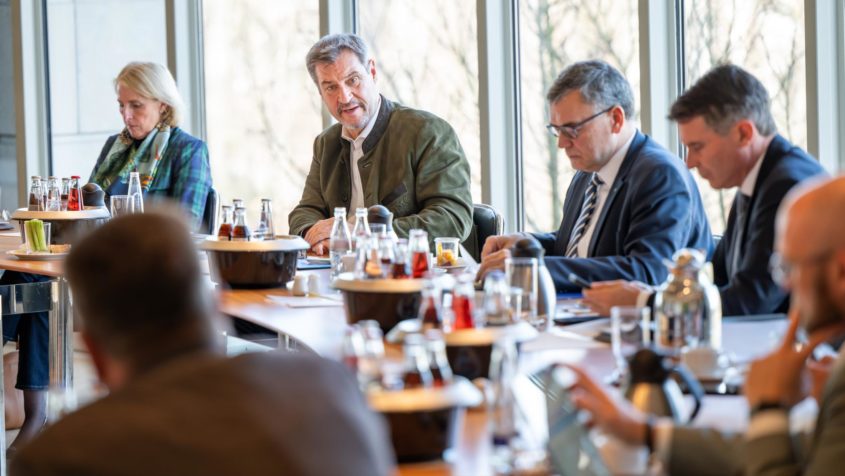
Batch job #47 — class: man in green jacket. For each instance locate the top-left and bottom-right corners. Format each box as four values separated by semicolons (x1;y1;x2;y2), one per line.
289;33;473;255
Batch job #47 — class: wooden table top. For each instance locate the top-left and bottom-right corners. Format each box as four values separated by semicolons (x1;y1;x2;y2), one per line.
0;231;64;277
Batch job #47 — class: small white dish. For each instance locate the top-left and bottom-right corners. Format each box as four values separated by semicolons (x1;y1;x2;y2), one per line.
6;246;68;261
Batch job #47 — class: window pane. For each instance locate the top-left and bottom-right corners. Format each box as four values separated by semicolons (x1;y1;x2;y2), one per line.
358;0;481;201
684;0;806;233
46;0;168;182
0;0;18;211
519;0;640;232
203;0;320;232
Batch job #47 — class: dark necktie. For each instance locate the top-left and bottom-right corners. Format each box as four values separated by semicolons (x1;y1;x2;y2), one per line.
729;193;750;276
566;173;604;258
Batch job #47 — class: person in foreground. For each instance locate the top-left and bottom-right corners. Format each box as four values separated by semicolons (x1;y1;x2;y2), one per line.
11;211;394;476
566;176;845;476
478;60;709;291
89;61;212;230
583;64;827;317
289;33;473;254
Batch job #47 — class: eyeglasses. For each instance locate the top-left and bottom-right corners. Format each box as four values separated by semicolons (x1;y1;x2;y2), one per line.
546;106;615;140
769;250;833;287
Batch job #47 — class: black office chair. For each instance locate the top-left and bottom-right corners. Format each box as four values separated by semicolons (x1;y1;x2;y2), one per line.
461;203;504;262
200;187;220;235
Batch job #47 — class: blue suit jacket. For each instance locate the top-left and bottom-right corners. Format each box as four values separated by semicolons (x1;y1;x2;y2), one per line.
714;134;827;316
533;131;711;292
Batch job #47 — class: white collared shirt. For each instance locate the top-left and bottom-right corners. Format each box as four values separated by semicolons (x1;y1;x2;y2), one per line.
341;95;382;215
739;150;765;198
574;129;636;257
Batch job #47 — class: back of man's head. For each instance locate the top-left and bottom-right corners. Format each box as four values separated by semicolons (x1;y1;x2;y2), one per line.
546;60;635;119
66;211;218;374
670;64;776;136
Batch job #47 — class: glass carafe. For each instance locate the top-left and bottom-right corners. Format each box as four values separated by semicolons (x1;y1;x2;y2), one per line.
217;205;234;240
128;171;143;213
329;207;351;278
231;206;251;241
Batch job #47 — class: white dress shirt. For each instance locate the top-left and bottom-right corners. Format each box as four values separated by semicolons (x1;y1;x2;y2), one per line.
341;95;382;215
573;130;636;257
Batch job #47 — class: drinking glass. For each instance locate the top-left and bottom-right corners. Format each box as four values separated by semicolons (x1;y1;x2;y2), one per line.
24;221;51;253
434;237;460;267
505;257;538;325
609;306;650;384
110;195;133;218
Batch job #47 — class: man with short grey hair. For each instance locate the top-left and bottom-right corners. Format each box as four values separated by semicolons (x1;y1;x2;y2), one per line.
479;60;710;292
289;33;473;254
582;64;827;317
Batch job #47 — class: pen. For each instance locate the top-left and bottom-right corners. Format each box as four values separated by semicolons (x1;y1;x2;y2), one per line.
567;272;592;290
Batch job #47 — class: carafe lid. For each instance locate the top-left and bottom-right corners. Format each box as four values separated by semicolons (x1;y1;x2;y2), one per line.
627;348;670;384
510;236;545;259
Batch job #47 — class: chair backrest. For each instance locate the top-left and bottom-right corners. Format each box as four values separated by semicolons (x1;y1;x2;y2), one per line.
201;187;220;235
461;203;504;262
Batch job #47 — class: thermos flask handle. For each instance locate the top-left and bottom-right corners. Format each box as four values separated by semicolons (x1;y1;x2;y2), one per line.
672;365;705;422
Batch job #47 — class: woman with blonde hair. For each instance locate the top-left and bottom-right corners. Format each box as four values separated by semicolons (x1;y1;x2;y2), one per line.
89;61;212;228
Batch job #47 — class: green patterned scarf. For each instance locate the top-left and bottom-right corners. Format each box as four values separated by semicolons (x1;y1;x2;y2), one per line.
91;125;172;190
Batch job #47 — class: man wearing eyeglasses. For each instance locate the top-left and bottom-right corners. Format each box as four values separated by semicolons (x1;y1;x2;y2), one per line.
565;176;845;476
479;60;710;293
582;65;827;317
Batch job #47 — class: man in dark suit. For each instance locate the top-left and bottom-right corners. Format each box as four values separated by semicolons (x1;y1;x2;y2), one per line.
11;211;394;476
583;64;827;317
478;60;710;292
566;176;845;475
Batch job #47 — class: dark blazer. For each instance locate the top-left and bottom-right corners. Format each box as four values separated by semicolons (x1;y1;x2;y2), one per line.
533;130;711;292
11;352;395;476
713;134;827;316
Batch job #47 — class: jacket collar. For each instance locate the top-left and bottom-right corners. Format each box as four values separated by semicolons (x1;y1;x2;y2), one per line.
753;134;790;198
361;95;395;154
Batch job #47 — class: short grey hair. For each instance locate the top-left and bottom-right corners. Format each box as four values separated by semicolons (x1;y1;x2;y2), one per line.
306;33;370;86
115;62;184;127
546;60;635;119
669;64;776;136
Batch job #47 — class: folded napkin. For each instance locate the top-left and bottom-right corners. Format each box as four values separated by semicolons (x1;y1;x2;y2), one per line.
266;295;343;308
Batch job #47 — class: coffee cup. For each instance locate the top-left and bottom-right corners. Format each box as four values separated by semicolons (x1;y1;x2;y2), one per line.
681;346;725;379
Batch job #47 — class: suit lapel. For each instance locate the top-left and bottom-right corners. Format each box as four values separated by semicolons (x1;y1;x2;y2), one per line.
586;132;645;256
731;134;789;262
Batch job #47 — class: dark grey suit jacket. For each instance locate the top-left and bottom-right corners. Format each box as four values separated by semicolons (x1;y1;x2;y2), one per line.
714;135;827;316
668;358;845;476
534;130;711;292
11;352;395;476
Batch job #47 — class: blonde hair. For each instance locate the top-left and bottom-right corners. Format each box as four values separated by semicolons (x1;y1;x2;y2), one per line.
115;62;184;127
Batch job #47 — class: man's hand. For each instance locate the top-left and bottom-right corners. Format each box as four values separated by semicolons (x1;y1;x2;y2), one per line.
477;249;511;281
310;238;330;256
304;218;335;255
582;280;652;316
566;364;648;446
477;233;530;281
480;233;528;259
745;310;845;409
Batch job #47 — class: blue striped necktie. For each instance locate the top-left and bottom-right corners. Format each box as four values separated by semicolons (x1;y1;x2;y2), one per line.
566;173;604;258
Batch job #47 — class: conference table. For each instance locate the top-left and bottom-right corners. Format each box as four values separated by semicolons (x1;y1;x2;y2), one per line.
218;271;790;476
0;228;792;475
